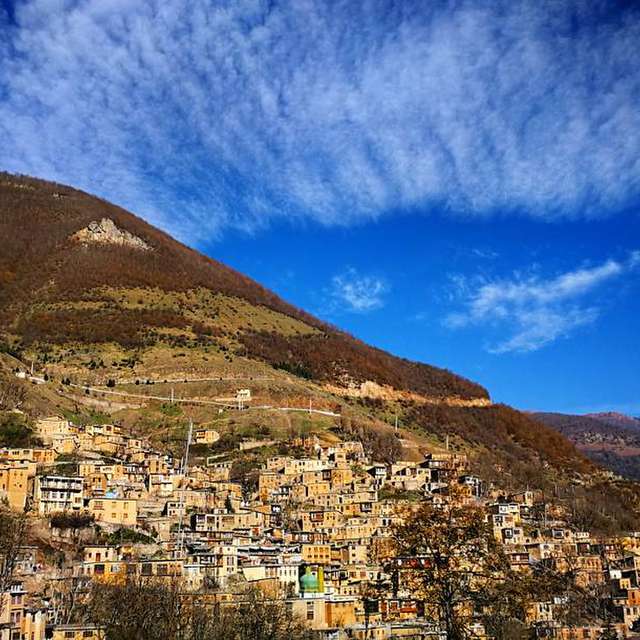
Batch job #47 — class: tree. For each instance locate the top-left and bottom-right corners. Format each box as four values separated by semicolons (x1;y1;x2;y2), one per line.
599;616;620;640
230;459;260;502
0;412;38;447
87;578;311;640
50;510;95;537
235;587;312;640
0;507;28;618
391;495;527;640
47;574;91;627
477;570;534;640
89;575;183;640
337;418;402;464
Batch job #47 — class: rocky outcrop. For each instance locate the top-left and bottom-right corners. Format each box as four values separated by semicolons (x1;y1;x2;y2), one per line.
325;379;492;407
71;218;150;250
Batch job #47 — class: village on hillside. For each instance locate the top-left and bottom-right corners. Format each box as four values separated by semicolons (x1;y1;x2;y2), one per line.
2;393;640;640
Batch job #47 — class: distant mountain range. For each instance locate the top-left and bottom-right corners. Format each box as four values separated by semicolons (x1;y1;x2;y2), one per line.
585;412;640;430
533;411;640;479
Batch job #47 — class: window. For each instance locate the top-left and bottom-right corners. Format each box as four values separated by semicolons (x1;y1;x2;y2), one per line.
306;602;314;621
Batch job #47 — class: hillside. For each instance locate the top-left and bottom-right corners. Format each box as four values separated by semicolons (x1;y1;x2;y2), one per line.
0;172;486;402
586;412;640;431
534;411;640;480
0;171;610;498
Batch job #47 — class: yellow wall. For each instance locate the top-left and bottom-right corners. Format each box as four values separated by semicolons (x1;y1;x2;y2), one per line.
0;465;29;510
302;544;332;565
326;600;357;627
51;626;101;640
88;498;137;526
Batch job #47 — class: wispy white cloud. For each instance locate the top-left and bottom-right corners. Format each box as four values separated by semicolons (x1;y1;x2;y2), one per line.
470;248;499;260
445;254;639;353
0;1;639;242
330;268;388;313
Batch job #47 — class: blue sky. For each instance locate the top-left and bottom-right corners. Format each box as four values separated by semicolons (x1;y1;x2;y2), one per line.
0;0;639;414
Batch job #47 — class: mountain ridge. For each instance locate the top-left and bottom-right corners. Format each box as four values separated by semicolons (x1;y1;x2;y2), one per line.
534;410;640;480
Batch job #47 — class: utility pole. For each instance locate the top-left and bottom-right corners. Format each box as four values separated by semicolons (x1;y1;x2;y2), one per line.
170;387;174;403
177;418;193;559
394;414;398;434
181;418;193;475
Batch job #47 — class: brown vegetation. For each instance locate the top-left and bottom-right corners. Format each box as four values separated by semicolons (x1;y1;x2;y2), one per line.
405;402;593;474
0;173;321;328
238;330;488;400
18;308;191;349
336;416;403;464
0;372;27;411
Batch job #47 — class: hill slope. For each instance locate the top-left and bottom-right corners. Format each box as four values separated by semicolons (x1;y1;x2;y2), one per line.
0;172;485;402
534;411;640;479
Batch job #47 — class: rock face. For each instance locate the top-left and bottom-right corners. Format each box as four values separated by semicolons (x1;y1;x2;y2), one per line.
72;218;150;250
325;379;492;406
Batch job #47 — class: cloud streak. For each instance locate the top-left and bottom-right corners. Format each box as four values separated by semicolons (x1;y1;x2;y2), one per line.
0;1;639;242
445;254;638;353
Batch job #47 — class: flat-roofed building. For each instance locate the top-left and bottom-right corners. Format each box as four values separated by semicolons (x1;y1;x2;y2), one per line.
0;463;30;510
34;475;83;514
87;497;137;526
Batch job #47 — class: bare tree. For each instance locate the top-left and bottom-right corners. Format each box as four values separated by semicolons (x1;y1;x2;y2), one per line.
0;507;28;618
47;574;91;626
391;494;528;640
87;577;311;640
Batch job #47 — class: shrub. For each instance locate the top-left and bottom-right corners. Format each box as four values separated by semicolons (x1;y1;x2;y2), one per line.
0;412;39;447
49;510;95;531
105;527;155;545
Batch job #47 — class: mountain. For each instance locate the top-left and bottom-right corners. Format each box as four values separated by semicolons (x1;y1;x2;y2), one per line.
0;172;605;493
0;172;485;402
585;412;640;431
534;411;640;480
